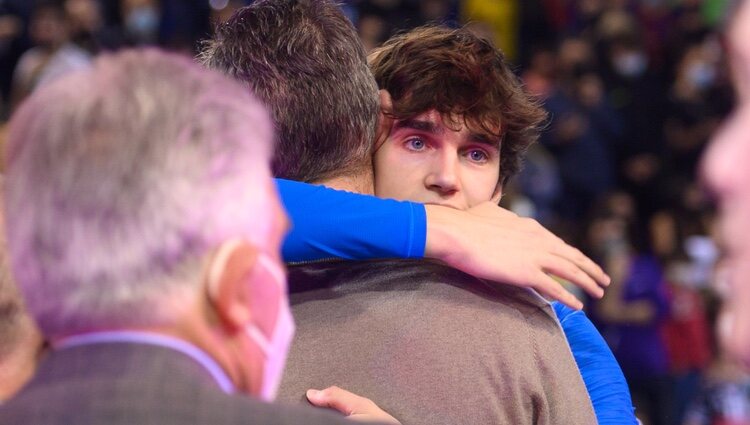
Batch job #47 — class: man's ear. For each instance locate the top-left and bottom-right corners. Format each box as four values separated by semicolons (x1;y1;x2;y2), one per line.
374;89;394;153
205;240;259;331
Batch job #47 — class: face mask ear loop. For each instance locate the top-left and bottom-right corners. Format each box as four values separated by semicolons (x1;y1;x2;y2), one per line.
207;239;246;301
254;253;286;290
245;324;272;358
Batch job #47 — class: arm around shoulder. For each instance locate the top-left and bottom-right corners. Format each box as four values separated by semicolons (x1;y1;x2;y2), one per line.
553;302;638;425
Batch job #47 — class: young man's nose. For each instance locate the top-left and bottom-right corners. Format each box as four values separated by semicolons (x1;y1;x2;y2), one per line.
424;152;460;196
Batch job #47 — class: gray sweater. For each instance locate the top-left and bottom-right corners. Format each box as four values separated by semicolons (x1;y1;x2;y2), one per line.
278;258;597;425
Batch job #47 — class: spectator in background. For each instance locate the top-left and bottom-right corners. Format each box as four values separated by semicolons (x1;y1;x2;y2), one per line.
683;349;750;425
664;38;732;183
355;0;457;53
665;0;713;69
64;0;105;53
10;1;90;111
356;1;420;52
521;45;557;99
159;0;211;53
540;37;621;222
602;33;668;222
662;259;713;425
121;0;160;44
0;0;28;120
587;192;671;425
210;0;248;25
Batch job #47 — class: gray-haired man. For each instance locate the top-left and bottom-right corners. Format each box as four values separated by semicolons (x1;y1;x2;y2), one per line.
0;48;371;425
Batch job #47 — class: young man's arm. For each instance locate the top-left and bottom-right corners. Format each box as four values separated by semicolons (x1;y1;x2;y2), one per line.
552;302;638;424
280;178;425;261
278;179;608;309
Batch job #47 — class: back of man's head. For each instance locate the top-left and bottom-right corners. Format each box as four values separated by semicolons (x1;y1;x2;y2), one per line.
200;0;379;183
369;26;547;186
5;48;274;339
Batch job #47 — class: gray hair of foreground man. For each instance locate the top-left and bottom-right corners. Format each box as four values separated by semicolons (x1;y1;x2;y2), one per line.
199;0;379;183
4;49;274;337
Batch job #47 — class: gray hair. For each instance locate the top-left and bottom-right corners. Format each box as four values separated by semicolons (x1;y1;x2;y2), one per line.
199;0;379;183
5;49;274;337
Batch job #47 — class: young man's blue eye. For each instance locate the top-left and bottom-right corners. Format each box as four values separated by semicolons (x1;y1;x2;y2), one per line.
406;138;426;150
468;150;488;162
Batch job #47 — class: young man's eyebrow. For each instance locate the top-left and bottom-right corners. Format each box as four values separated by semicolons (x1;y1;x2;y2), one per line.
394;118;501;148
393;118;442;134
469;132;501;149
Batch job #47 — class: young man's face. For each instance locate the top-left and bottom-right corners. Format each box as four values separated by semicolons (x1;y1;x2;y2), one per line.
701;0;750;366
373;110;502;210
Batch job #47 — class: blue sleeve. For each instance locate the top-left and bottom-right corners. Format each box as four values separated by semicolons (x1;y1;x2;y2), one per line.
277;178;427;262
552;302;638;425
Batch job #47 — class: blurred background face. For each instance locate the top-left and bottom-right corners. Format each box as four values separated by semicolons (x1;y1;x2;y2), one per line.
610;43;648;79
30;6;69;48
121;0;159;42
702;0;750;367
558;37;594;77
64;0;102;34
373;110;501;210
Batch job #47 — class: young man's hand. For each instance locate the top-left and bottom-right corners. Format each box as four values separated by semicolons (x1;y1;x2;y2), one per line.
306;386;401;424
425;202;610;310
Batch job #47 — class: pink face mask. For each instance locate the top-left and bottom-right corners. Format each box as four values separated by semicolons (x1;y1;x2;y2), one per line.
209;242;295;401
243;252;295;401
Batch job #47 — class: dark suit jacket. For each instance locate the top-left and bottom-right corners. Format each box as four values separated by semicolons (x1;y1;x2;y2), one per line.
0;341;355;425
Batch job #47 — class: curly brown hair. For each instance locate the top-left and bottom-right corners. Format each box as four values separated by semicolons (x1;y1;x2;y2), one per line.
369;25;547;185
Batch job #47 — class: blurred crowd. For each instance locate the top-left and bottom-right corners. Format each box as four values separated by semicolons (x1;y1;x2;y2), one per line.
0;0;743;424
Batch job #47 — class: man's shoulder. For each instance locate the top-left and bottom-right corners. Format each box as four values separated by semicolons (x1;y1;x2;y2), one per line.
282;259;596;425
0;342;351;425
287;258;565;361
0;388;350;425
288;258;557;321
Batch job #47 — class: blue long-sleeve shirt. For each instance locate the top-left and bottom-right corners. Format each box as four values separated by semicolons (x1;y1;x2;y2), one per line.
553;303;638;423
279;179;426;261
277;178;637;424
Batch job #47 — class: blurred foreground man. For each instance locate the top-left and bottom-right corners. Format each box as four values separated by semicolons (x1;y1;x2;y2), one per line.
702;0;750;368
0;49;363;425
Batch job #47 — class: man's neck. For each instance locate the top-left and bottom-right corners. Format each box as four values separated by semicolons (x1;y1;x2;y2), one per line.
54;326;242;394
314;169;374;195
0;326;43;401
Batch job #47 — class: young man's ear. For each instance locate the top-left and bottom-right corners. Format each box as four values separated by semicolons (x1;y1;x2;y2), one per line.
205;240;259;332
374;89;394;153
490;183;503;205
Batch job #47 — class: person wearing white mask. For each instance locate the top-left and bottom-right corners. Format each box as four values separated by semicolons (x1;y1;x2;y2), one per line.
0;48;397;425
